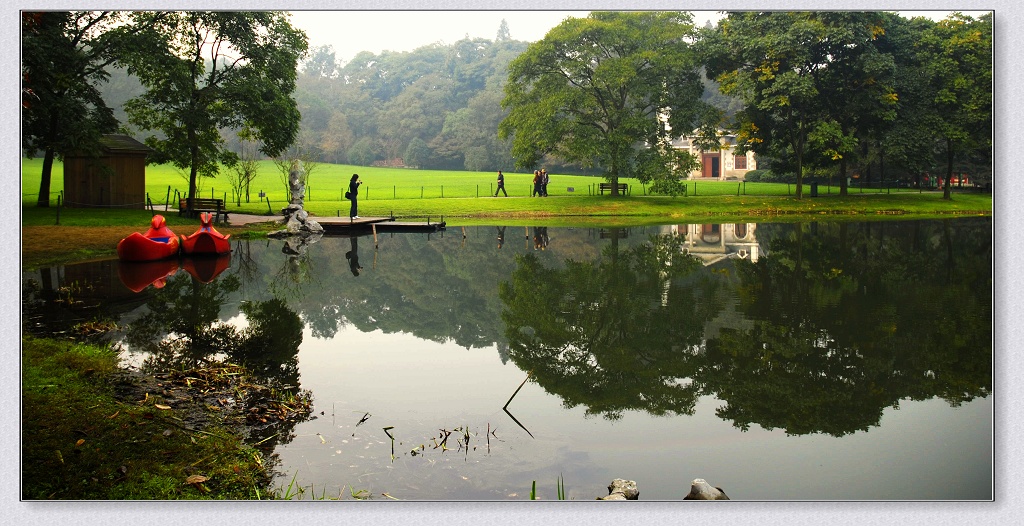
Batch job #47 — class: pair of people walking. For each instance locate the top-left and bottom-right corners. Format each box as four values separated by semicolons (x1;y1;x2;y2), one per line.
532;169;549;197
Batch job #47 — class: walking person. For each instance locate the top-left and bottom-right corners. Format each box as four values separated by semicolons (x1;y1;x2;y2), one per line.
541;169;549;197
348;173;362;219
494;170;508;197
532;170;541;197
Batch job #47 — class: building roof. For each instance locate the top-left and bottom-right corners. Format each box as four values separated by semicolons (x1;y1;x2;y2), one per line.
97;134;152;155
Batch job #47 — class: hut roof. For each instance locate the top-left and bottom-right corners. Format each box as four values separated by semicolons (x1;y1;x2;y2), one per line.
97;134;152;155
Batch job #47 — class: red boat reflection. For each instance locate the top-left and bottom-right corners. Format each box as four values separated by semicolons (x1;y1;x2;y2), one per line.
181;254;231;283
117;259;180;292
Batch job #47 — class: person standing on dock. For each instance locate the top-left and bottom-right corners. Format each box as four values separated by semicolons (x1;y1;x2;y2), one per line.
495;170;508;197
348;173;362;219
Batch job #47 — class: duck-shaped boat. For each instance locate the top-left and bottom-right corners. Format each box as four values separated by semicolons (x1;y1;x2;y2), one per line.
181;212;231;256
116;214;180;261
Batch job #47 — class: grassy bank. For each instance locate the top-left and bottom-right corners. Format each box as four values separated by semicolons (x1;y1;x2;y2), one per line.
21;190;991;269
23;186;992;228
22;336;275;499
23;157;991;221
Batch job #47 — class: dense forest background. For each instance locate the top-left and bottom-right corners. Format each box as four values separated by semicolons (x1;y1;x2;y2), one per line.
97;21;740;176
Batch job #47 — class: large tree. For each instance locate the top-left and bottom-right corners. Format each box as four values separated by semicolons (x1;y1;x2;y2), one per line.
21;11;153;207
913;13;992;199
705;12;892;198
121;11;307;212
500;11;714;195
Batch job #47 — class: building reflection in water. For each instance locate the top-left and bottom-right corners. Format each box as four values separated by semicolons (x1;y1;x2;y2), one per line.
667;223;761;265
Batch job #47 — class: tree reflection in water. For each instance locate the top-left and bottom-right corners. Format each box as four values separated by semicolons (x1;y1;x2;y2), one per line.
701;220;991;436
500;230;719;420
121;265;310;449
500;220;991;436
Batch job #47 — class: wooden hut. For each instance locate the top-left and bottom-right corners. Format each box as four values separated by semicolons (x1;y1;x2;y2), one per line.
62;134;152;209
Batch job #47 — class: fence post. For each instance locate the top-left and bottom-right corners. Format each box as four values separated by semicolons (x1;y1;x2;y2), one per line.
55;194;61;225
442;185;444;198
266;195;273;214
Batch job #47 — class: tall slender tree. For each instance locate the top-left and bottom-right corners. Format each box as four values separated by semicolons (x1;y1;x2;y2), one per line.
914;13;992;199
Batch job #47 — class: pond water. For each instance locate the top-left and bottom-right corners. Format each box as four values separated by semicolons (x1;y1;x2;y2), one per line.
22;218;992;501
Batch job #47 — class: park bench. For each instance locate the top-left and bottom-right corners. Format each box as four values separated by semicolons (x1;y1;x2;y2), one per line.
179;197;228;222
599;182;629;195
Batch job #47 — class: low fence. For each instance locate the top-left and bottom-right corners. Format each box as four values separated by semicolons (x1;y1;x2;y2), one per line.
24;178;960;213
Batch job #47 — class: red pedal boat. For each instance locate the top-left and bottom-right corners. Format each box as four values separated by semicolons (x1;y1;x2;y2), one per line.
181;212;231;256
116;214;180;261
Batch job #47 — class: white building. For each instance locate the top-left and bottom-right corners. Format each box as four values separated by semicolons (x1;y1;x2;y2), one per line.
669;134;757;180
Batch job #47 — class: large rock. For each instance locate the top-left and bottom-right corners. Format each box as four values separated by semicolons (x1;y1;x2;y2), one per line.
597;479;639;500
289;160;305;205
682;478;729;500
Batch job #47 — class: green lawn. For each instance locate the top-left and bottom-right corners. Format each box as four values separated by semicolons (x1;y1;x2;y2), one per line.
22;158;992;227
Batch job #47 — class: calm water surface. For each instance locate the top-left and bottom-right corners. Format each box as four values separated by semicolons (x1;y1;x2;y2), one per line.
22;219;992;500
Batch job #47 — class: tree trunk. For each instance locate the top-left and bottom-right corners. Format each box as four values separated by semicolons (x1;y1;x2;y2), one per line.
943;138;953;200
37;147;56;207
36;112;61;207
187;128;199;214
839;156;848;196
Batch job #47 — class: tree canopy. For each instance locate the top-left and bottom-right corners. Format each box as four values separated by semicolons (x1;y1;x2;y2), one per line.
120;11;307;208
499;11;717;195
22;11;147;207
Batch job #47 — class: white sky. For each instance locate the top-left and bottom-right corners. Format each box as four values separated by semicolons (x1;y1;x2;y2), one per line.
286;10;723;65
287;9;988;66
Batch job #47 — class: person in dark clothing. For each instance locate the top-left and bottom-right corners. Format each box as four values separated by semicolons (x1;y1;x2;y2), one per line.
497;225;506;249
345;236;363;276
348;173;362;219
540;169;549;197
494;170;508;197
532;170;541;197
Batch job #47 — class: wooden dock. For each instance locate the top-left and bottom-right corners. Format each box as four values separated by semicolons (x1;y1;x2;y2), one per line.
315;216;446;235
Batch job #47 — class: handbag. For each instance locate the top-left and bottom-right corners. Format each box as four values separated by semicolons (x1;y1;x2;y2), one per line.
345;191;351;199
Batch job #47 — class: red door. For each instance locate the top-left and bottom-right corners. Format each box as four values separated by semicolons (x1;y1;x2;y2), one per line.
702;153;720;178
